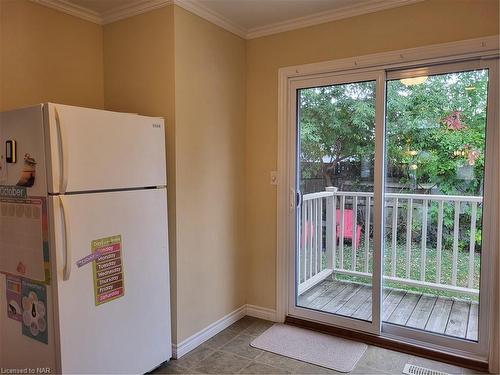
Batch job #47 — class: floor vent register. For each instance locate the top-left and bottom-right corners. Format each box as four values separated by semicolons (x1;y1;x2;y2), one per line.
403;364;450;375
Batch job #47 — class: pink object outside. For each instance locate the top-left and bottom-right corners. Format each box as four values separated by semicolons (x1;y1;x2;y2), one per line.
301;220;314;248
301;209;362;249
336;209;362;248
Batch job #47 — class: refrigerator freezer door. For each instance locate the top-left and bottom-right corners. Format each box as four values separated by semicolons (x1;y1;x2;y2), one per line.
49;189;171;374
44;103;166;194
0;105;49;281
0;105;48;196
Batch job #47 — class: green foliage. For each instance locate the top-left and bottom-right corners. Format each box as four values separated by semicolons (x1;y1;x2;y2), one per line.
299;81;376;185
300;70;489;252
385;70;488;195
299;69;489;196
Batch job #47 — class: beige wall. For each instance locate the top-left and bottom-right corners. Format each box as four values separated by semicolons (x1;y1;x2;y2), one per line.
173;6;247;342
102;5;179;339
0;0;104;111
103;5;247;344
3;0;498;352
245;0;500;309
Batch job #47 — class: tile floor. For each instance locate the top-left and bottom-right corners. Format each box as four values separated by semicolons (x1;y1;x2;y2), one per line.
151;317;486;374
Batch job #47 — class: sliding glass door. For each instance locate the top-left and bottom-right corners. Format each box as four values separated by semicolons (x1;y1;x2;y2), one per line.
289;70;385;335
288;58;497;357
381;61;495;355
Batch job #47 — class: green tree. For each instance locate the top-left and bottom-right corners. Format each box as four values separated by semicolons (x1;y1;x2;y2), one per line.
300;69;488;196
385;69;488;195
299;81;376;187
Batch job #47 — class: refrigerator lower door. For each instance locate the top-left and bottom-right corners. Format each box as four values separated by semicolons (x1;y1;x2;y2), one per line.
48;189;171;374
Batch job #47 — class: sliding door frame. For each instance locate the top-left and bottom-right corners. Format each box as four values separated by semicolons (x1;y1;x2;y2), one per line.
380;58;498;359
287;70;385;335
276;36;499;362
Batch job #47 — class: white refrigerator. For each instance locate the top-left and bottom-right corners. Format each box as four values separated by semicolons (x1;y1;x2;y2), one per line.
0;103;172;374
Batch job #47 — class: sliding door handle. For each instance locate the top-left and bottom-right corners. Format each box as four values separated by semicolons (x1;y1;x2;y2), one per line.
296;190;302;208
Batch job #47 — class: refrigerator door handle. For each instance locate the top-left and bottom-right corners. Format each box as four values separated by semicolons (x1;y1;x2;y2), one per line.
55;107;69;194
59;196;72;281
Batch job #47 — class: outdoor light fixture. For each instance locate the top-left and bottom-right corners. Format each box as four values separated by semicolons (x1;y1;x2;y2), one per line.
454;150;467;157
400;76;428;86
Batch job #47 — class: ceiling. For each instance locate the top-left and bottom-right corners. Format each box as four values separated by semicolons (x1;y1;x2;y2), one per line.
194;0;372;31
69;0;140;14
38;0;423;39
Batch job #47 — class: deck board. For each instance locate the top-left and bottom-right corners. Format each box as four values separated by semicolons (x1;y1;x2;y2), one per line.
382;290;405;320
406;295;437;329
336;286;371;317
387;292;420;325
298;280;333;306
298;279;477;341
425;297;454;334
445;300;470;338
351;293;373;321
322;283;361;313
466;303;479;341
306;281;346;310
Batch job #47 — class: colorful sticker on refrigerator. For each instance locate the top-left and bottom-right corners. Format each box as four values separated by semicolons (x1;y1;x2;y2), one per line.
5;275;22;322
92;235;124;306
21;279;48;344
76;251;102;268
16;153;37;187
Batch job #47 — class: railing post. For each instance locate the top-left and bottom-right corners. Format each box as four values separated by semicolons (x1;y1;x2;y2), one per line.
325;187;337;275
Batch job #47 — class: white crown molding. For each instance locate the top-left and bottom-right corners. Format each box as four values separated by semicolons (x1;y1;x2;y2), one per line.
31;0;425;39
173;0;247;38
246;0;425;39
31;0;101;24
102;0;173;24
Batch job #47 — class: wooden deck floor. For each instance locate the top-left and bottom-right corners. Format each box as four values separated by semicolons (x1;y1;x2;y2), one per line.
298;279;478;341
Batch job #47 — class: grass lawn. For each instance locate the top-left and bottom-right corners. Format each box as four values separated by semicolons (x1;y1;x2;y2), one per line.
331;239;481;301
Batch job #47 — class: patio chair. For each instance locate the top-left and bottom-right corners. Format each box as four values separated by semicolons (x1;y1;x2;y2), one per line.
336;209;362;248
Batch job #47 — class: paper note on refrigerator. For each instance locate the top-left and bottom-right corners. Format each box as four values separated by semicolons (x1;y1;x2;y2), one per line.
92;235;125;306
0;196;48;282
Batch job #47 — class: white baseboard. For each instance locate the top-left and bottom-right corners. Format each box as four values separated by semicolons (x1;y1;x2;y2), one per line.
172;305;246;359
246;304;278;322
172;304;277;359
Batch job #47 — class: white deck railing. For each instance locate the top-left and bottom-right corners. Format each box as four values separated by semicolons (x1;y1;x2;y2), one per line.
298;189;482;297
